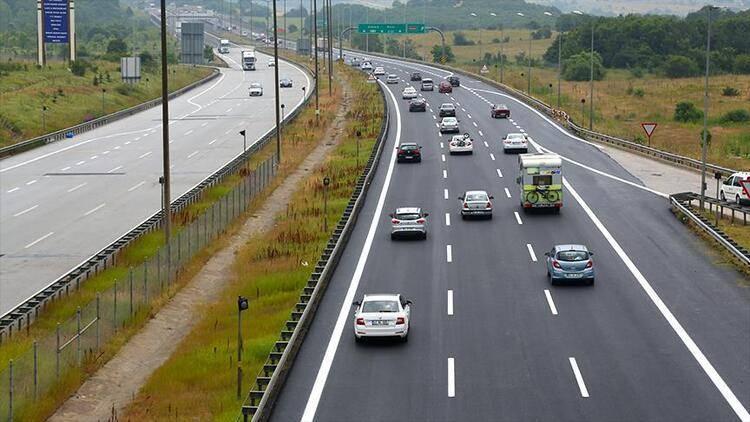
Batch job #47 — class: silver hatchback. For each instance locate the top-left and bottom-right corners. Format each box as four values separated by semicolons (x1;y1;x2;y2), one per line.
390;207;429;239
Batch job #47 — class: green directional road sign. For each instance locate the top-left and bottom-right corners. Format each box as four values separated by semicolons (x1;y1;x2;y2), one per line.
357;23;426;34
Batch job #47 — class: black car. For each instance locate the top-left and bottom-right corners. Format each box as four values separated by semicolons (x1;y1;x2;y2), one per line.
439;103;456;117
396;142;422;163
280;78;293;88
410;72;422;81
409;98;427;112
448;76;460;87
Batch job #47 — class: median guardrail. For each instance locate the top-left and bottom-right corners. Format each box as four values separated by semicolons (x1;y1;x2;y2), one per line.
671;192;750;266
341;48;737;178
238;79;390;422
0;67;221;159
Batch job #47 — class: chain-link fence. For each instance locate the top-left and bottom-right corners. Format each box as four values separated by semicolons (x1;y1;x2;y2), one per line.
0;155;278;421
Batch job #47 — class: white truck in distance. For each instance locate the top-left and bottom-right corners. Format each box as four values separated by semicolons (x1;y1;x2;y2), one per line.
242;50;256;70
218;39;230;54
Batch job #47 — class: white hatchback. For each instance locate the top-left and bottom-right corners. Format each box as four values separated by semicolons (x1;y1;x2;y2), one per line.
502;133;528;153
720;172;750;205
353;294;411;342
373;66;386;75
402;86;418;99
361;61;373;71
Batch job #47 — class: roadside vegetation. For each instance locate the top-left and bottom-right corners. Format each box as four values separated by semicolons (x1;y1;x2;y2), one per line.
122;64;382;420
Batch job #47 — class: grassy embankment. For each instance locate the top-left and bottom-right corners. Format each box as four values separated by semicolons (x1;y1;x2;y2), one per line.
405;29;750;170
122;65;382;420
6;61;339;421
0;62;212;147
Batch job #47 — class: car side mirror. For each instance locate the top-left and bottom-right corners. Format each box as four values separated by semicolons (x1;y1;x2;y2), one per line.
388;213;394;218
544;252;550;257
502;136;507;139
516;177;521;184
405;300;413;305
489;195;495;199
423;212;430;217
352;301;361;307
457;196;464;200
588;252;594;256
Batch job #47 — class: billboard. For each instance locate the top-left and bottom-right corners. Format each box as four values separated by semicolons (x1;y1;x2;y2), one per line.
43;0;70;44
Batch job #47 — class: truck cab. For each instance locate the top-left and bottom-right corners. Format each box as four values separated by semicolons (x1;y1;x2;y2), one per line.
517;153;563;212
218;39;230;54
241;49;256;70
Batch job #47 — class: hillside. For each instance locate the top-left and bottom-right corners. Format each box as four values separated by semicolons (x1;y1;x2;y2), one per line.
524;0;747;16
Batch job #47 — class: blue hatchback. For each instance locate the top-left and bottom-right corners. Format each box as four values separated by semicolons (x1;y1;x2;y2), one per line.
544;244;595;285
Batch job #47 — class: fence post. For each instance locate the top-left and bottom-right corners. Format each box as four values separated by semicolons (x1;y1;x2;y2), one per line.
33;340;38;400
157;249;162;291
113;279;118;332
76;307;82;366
144;263;148;305
129;268;134;317
211;203;215;240
56;324;60;379
9;359;13;421
188;220;192;257
178;230;182;263
96;293;101;352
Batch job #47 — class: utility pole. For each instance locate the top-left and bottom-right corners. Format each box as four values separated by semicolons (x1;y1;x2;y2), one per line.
588;19;594;130
328;0;334;88
313;0;319;115
159;0;172;271
700;6;718;211
273;0;282;161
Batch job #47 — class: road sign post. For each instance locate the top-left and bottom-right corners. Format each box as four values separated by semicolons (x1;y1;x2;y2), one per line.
641;122;658;146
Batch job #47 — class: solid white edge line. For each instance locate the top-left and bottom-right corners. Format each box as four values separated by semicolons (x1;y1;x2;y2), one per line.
447;290;454;316
569;357;590;398
514;211;523;225
563;175;750;419
445;213;451;226
24;232;54;249
526;243;537;262
446;244;453;263
544;290;558;315
300;80;402;422
448;358;456;398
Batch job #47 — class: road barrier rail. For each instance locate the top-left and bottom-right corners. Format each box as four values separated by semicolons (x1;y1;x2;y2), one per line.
238;80;389;422
0;67;221;159
340;48;736;178
671;192;750;266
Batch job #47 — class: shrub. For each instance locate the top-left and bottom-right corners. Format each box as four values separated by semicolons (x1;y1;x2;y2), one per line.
673;101;702;123
663;55;699;78
633;88;645;98
630;67;644;78
735;54;750;74
720;109;750;123
452;32;474;46
722;86;740;97
562;52;605;81
115;83;138;96
70;60;87;76
491;37;501;43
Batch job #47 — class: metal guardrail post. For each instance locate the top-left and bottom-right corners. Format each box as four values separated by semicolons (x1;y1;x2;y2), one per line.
144;264;149;306
76;307;81;366
129;269;134;317
56;324;60;379
33;340;38;400
96;292;101;352
8;359;13;421
113;279;118;332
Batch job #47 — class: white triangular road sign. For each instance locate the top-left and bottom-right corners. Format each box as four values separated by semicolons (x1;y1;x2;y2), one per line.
641;122;657;137
480;64;489;74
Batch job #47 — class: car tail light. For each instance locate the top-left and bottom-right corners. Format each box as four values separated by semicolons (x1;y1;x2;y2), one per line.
356;318;365;325
463;202;469;209
466;141;472;145
552;260;562;269
504;140;511;144
413;150;420;155
450;142;456;146
396;317;405;325
392;219;400;224
486;202;492;209
585;260;593;269
416;218;425;224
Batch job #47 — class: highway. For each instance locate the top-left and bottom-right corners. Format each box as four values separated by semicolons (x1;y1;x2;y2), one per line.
270;54;750;421
0;46;311;316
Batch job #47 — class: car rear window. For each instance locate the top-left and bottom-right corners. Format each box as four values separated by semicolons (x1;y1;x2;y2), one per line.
396;213;421;220
442;104;454;109
557;251;589;261
400;144;419;150
466;193;487;201
362;300;399;313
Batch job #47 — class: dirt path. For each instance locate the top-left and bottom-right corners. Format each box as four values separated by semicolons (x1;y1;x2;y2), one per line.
49;82;351;422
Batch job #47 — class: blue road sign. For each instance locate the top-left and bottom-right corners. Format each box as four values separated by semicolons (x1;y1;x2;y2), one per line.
43;0;69;44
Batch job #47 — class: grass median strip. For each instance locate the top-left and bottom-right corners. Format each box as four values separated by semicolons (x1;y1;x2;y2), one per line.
122;65;383;420
2;63;339;421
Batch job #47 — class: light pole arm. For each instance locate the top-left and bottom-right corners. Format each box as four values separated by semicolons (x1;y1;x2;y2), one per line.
427;27;446;62
339;26;356;60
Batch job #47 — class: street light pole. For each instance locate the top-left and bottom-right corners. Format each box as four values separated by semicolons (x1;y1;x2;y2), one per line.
588;19;594;130
313;0;319;115
700;6;717;211
516;12;531;93
159;0;172;270
273;0;282;161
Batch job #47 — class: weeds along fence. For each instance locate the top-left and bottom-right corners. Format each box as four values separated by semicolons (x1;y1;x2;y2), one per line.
0;155;278;420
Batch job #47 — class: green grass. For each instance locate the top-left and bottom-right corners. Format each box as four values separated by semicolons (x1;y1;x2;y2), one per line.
122;64;383;420
0;61;212;147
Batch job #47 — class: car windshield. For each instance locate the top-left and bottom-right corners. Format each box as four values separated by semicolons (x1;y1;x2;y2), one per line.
466;193;487;201
395;213;421;220
362;300;399;313
557;250;589;261
400;144;419;150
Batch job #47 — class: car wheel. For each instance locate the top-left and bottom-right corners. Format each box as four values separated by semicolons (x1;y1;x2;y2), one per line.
390;233;396;240
355;335;362;343
422;232;427;240
720;191;726;201
461;214;466;220
588;278;595;286
487;214;493;220
737;195;741;205
554;208;561;215
546;270;551;279
522;149;528;153
401;333;409;343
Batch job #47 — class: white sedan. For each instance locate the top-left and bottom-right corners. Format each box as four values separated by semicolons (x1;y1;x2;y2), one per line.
248;82;263;96
373;66;386;76
386;74;399;84
267;59;275;67
361;61;373;71
353;293;411;342
502;133;529;153
449;133;474;154
402;86;418;99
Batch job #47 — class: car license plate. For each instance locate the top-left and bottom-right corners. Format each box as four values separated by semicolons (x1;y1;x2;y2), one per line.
567;273;583;278
371;320;389;326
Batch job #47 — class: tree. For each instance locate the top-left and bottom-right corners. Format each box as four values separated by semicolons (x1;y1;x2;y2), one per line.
431;44;455;63
288;24;298;34
351;33;383;53
139;51;155;67
562;52;605;81
203;45;214;62
453;32;474;46
674;101;703;123
663;55;699;78
735;54;750;74
106;38;128;55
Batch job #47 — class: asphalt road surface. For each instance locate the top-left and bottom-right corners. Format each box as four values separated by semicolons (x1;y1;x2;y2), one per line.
0;47;310;315
270;54;750;421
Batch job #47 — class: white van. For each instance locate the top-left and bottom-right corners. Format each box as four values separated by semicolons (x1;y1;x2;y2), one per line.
720;172;750;205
